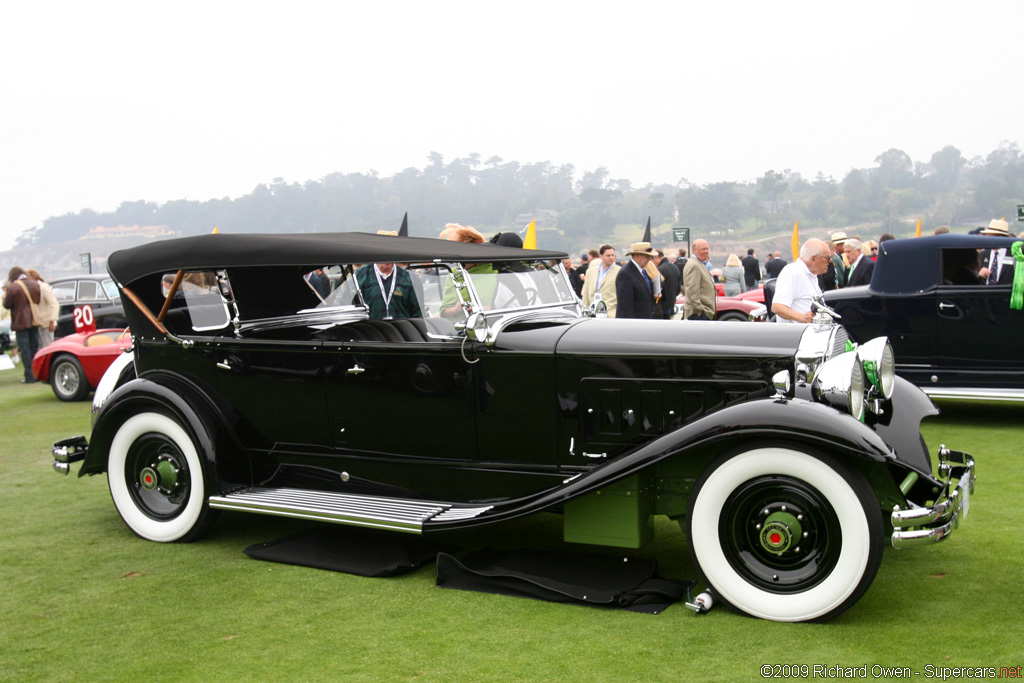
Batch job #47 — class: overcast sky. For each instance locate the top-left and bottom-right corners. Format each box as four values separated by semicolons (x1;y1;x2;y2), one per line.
2;0;1021;251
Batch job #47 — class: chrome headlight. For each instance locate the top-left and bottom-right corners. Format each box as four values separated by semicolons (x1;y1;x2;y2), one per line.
856;336;895;399
811;351;866;421
749;304;768;321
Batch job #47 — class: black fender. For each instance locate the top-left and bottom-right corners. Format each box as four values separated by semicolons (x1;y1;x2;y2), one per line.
424;397;896;532
864;375;939;476
79;374;233;493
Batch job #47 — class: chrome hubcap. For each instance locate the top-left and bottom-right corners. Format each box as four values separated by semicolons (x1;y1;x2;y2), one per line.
55;364;80;394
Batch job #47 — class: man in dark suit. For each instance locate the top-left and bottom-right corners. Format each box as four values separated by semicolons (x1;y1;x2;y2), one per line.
615;241;658;319
741;248;760;292
844;237;874;288
655;249;681;319
765;251;787;278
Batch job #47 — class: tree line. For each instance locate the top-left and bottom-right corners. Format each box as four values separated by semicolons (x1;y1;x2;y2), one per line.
16;143;1024;255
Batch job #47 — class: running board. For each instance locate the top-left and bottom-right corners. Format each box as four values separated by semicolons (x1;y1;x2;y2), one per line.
208;487;493;533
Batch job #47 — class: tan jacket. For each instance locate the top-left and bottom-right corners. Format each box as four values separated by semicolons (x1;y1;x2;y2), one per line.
683;258;716;319
581;262;620;318
37;282;60;326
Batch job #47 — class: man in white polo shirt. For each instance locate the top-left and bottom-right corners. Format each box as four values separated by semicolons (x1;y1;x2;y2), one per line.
772;238;832;323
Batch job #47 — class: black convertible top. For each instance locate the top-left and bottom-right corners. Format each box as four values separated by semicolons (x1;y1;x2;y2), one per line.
873;233;1022;293
107;232;567;285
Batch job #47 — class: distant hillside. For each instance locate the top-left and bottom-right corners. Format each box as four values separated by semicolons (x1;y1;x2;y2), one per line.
7;143;1022;277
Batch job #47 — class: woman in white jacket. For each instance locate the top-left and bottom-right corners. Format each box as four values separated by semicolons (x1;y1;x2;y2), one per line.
27;269;60;347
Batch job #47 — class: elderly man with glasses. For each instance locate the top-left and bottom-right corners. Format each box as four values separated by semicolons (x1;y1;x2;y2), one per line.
771;238;832;323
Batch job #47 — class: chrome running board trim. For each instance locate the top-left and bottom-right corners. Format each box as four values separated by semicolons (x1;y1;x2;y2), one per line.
209;487;492;533
922;387;1024;402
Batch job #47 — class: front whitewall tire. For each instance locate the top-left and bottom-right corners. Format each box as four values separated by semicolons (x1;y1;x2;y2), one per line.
687;447;882;622
107;412;208;542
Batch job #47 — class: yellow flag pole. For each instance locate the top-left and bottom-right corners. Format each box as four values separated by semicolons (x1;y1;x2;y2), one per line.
791;221;800;261
523;219;537;249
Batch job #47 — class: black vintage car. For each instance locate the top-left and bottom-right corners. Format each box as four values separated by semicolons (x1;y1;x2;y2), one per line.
49;274;127;338
52;232;974;623
824;233;1024;401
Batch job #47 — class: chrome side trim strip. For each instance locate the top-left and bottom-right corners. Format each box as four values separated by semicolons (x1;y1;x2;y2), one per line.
922;387;1024;402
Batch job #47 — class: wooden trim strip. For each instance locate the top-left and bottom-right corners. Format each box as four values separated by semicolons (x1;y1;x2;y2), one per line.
157;270;184;323
121;286;167;335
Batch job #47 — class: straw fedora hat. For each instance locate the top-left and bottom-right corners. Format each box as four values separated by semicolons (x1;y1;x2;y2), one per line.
829;231;848;244
625;241;658;257
980;219;1010;236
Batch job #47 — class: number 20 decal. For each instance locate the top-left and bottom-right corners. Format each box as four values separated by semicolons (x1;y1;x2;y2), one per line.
74;304;95;331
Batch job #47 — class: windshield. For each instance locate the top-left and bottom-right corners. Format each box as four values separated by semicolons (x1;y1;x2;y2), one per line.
474;261;577;312
315;260;577;322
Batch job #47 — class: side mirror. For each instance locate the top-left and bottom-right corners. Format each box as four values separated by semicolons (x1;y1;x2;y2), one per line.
587;299;608;318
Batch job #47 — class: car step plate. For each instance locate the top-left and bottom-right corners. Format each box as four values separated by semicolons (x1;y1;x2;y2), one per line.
209;487;492;533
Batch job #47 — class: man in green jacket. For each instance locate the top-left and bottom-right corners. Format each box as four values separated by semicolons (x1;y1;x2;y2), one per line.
355;262;422;320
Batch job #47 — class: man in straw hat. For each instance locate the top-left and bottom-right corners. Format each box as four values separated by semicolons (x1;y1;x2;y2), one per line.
616;241;659;319
682;238;717;320
829;231;849;288
978;219;1016;284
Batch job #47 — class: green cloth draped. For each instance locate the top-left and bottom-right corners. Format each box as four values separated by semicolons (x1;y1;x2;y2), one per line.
1011;241;1024;310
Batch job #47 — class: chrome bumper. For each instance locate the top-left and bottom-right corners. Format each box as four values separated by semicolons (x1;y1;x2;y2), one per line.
891;445;975;549
52;436;89;475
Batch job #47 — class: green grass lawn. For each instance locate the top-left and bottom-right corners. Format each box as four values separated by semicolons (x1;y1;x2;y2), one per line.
1;361;1021;682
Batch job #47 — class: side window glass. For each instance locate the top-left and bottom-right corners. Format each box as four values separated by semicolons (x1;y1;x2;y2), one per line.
78;281;102;301
164;270;231;332
941;248;983;286
102;279;120;300
52;282;76;303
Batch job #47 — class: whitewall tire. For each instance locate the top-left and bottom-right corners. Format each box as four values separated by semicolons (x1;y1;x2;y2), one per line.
686;446;883;622
107;411;211;542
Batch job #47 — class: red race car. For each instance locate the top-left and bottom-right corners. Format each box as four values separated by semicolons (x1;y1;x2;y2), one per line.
32;329;132;401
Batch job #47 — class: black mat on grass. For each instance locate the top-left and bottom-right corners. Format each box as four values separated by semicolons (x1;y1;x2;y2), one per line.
243;526;442;577
435;548;693;614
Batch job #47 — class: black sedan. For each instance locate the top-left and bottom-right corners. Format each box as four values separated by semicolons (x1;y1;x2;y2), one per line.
824;233;1023;401
49;274;127;338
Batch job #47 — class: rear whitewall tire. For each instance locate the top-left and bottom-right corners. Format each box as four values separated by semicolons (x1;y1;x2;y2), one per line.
687;446;883;622
107;411;211;543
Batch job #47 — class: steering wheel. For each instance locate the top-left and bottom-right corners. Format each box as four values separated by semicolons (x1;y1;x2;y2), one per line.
519;287;539;307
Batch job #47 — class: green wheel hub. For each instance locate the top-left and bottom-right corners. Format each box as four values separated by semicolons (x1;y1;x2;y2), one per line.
138;456;181;493
759;510;803;554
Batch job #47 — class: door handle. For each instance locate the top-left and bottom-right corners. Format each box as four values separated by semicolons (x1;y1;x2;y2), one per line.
938;302;956;310
216;361;233;371
347;363;365;375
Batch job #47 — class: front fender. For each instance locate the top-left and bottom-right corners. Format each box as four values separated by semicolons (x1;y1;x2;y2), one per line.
424;397;894;531
80;375;226;487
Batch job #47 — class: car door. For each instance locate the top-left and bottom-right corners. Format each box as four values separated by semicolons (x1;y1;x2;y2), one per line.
933;281;1021;387
323;320;478;471
214;338;330;453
